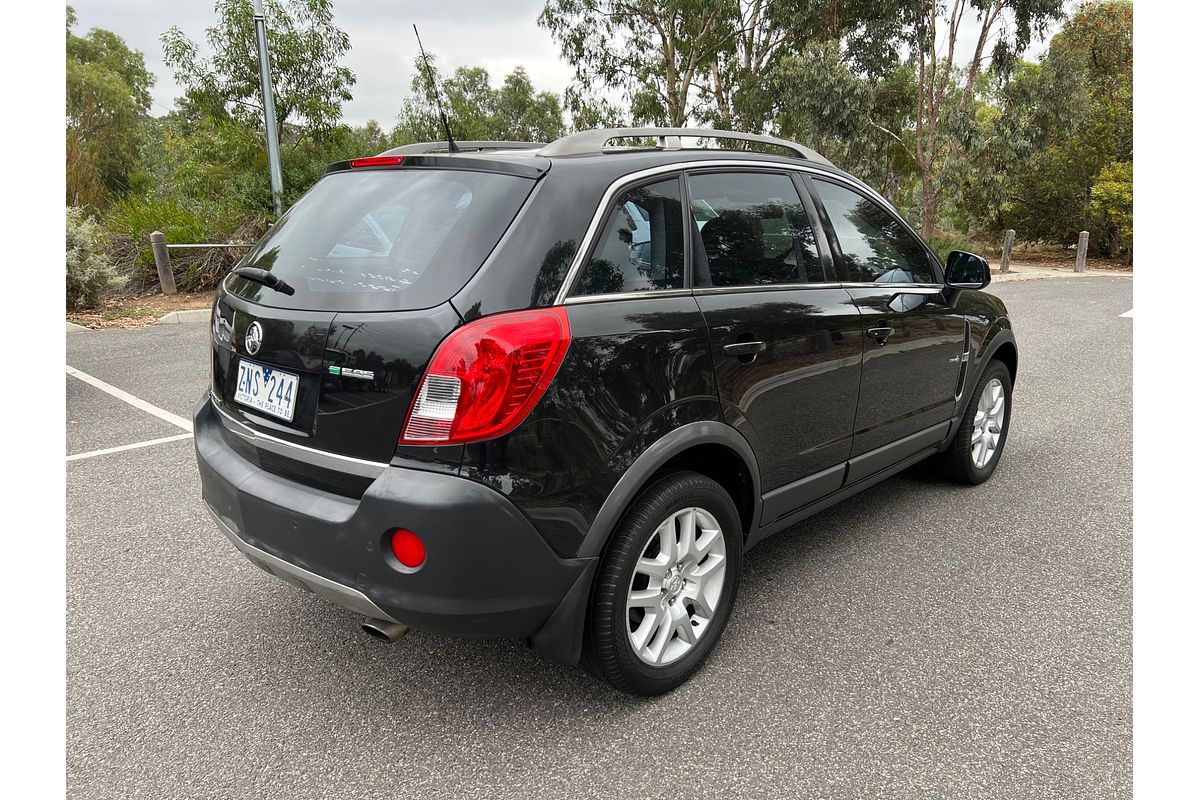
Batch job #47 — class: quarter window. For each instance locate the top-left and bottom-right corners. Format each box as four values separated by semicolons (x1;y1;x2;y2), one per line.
811;178;934;284
687;171;823;287
572;178;685;296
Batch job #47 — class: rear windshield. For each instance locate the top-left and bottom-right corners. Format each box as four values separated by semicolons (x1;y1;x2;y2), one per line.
225;168;534;311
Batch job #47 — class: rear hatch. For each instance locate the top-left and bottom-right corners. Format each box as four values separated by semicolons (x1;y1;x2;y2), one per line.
210;158;541;468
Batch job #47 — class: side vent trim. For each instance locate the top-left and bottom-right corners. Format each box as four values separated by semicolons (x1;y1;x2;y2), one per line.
954;322;971;400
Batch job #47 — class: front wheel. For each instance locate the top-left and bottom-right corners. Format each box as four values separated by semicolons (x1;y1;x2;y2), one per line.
935;360;1013;484
583;471;743;696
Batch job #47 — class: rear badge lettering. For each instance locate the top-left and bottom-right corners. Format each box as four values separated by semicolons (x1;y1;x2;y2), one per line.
328;366;375;381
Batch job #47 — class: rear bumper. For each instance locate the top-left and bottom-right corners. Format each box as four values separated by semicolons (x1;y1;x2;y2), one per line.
205;505;401;622
194;395;595;642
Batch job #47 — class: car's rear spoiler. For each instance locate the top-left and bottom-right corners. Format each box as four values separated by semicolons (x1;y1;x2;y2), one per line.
323;153;548;179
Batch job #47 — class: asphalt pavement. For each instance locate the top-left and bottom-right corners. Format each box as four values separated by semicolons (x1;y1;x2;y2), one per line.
66;276;1132;800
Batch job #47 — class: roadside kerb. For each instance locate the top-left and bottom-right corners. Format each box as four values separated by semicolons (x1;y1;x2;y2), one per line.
156;309;211;324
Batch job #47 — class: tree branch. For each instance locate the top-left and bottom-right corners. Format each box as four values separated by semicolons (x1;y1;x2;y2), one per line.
867;119;919;167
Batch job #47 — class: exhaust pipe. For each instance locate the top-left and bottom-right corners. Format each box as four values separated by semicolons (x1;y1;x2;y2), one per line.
361;618;410;643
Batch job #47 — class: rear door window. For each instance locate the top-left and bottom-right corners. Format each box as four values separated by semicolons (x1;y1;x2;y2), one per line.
687;171;824;286
226;168;534;312
571;177;685;297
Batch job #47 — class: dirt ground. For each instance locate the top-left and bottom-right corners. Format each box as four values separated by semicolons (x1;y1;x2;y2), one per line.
67;290;215;330
1006;249;1131;271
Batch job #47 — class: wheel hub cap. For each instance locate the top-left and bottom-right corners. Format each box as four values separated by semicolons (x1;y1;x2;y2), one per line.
625;506;727;666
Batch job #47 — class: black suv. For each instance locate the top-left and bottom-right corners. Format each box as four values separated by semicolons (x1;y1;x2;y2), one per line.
196;128;1016;695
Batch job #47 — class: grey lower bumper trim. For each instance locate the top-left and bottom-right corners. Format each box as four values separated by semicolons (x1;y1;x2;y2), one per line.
206;505;399;623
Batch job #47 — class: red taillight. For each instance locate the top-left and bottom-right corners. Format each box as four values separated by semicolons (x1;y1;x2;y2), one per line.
390;529;426;568
349;155;405;168
399;307;571;445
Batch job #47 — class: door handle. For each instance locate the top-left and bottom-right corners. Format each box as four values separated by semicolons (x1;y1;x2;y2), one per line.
723;341;767;361
867;323;893;345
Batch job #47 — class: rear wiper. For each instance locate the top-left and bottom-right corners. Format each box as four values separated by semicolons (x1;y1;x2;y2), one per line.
232;267;295;296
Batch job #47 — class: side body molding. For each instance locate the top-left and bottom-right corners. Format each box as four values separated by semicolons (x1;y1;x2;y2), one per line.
576;420;763;559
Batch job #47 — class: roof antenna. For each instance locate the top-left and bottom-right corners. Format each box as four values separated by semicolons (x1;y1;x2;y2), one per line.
413;25;459;154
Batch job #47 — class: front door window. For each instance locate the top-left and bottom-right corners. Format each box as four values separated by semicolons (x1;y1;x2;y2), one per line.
811;178;935;284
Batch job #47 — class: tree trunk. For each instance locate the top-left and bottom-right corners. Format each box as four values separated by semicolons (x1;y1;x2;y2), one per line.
710;64;731;128
920;169;937;238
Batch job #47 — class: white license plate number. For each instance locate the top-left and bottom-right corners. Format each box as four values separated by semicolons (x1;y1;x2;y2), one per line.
234;360;299;422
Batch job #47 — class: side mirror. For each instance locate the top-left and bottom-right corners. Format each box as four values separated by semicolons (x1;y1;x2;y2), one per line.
945;250;991;290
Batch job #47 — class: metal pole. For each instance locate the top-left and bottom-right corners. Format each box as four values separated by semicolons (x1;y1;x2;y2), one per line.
1000;229;1015;274
150;231;177;295
253;0;284;217
1074;231;1089;273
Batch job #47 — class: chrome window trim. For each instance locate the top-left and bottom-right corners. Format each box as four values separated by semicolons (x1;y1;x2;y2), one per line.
211;394;389;479
562;280;931;306
691;282;844;295
839;283;946;291
554;159;916;305
563;288;693;305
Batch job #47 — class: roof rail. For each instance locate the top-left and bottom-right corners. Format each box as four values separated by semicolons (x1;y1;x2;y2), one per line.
380;141;545;155
538;127;833;166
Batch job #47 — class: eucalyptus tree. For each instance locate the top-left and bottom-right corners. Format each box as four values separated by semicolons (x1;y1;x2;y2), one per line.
1000;0;1132;253
539;0;740;127
67;5;155;205
162;0;355;141
700;0;906;133
393;59;566;144
900;0;1064;236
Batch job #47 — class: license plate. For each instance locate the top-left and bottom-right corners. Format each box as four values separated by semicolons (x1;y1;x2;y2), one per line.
234;360;299;422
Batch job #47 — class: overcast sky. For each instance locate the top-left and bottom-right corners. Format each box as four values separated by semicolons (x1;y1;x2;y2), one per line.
68;1;1062;128
69;0;572;126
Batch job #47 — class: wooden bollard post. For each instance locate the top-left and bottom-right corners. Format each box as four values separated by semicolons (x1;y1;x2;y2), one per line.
150;231;177;295
1000;229;1015;274
1074;231;1089;273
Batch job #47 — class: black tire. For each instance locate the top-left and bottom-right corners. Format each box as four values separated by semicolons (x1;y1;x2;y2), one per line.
582;470;743;696
935;360;1013;485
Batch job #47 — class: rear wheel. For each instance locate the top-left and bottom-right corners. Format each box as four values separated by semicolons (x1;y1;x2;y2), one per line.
935;360;1012;484
583;471;742;695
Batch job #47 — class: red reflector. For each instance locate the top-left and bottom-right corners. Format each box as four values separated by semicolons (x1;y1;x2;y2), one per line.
399;307;571;445
349;155;406;168
390;529;426;568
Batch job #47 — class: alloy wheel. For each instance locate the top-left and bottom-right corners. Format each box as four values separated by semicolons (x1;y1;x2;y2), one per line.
625;506;727;666
971;377;1006;468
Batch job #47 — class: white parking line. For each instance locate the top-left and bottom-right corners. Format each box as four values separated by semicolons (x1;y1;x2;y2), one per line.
67;433;194;463
1120;309;1133;318
66;365;193;432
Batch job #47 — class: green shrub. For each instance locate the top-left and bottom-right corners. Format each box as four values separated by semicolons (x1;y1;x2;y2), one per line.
923;232;994;263
1088;161;1132;260
105;194;215;269
103;193;253;291
66;206;126;309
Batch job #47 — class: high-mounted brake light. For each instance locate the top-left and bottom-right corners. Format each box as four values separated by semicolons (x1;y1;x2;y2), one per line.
349;155;406;168
399;308;571;445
